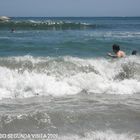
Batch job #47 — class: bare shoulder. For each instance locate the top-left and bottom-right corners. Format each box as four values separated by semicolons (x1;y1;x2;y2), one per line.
118;51;125;57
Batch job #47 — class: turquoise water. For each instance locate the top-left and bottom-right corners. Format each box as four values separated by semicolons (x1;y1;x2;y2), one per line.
0;17;140;139
0;17;140;57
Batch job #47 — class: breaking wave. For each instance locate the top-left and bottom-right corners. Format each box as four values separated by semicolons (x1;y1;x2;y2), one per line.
1;18;140;30
0;112;139;139
0;20;97;30
0;55;140;99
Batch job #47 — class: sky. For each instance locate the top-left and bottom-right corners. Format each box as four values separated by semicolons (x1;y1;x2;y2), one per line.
0;0;140;17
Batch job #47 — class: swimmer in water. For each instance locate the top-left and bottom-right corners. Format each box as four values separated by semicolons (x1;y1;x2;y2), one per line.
108;44;126;58
132;50;137;55
11;28;15;33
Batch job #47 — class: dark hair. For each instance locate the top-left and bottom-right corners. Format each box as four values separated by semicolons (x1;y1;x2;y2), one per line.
132;50;137;55
112;44;120;52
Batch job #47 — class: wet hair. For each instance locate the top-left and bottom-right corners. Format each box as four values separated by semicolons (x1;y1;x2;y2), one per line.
112;44;120;52
132;50;137;55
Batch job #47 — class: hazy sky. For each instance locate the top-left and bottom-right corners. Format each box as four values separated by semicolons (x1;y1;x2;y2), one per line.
0;0;140;17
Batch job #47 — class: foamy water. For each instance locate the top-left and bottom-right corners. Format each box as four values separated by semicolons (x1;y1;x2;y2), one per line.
58;131;139;140
0;56;140;100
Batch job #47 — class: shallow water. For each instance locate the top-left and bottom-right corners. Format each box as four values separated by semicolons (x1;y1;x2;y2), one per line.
0;94;140;139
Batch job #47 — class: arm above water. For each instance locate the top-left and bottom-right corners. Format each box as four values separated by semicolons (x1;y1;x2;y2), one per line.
107;53;118;58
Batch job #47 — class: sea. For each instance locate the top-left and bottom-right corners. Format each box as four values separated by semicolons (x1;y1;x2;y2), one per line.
0;17;140;140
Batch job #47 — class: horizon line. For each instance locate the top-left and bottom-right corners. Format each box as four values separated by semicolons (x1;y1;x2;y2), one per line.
6;16;140;18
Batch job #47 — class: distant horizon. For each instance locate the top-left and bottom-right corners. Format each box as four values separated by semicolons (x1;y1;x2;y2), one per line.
1;16;140;18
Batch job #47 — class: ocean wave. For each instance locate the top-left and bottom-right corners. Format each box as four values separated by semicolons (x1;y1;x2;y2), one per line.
58;131;139;140
85;31;140;39
0;20;97;30
1;17;140;31
0;56;140;99
0;111;139;140
0;111;53;133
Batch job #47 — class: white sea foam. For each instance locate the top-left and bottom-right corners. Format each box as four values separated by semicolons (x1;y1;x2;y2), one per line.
57;130;139;140
86;31;140;39
0;56;140;99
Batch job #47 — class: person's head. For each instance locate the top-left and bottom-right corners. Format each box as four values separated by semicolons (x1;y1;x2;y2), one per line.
132;50;137;55
11;28;15;32
112;44;120;53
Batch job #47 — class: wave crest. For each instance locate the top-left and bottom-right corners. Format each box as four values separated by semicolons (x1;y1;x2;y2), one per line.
0;56;140;99
0;20;97;30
